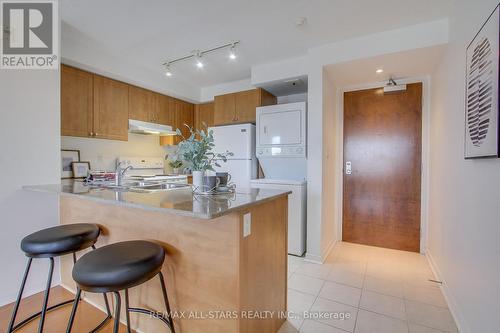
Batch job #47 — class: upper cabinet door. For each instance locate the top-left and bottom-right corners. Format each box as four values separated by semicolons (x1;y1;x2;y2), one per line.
234;89;261;123
61;65;93;137
214;93;236;125
129;86;156;122
93;75;129;141
171;99;194;144
213;89;277;126
194;102;215;131
156;94;174;126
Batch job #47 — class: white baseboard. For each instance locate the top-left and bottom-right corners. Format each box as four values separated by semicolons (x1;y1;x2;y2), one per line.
425;249;469;333
304;239;337;264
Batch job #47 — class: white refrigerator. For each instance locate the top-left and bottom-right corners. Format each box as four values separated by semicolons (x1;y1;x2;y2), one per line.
209;124;258;189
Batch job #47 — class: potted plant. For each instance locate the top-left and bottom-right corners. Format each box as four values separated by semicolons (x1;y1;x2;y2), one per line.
176;123;233;191
168;159;183;175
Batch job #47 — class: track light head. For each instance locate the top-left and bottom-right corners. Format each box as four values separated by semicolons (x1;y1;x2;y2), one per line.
195;51;204;68
229;43;237;60
165;63;172;77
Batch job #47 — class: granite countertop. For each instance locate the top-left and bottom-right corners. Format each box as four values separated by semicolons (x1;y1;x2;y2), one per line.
24;180;291;219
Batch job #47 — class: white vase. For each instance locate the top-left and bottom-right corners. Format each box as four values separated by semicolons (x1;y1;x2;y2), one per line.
192;170;204;192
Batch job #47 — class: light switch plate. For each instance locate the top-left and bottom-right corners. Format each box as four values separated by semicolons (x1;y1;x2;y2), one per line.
243;213;251;237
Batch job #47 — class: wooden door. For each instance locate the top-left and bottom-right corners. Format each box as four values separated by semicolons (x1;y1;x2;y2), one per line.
61;65;93;137
194;102;214;131
93;75;129;141
129;86;156;122
342;83;422;252
214;93;236;125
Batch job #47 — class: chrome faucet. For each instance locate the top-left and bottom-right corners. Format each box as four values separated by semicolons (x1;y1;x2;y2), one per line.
115;161;133;186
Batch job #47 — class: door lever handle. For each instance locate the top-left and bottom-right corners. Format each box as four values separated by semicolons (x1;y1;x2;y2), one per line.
345;161;352;175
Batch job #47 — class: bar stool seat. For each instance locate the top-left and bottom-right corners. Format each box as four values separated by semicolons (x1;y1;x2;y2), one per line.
67;240;175;333
21;223;100;258
73;240;164;292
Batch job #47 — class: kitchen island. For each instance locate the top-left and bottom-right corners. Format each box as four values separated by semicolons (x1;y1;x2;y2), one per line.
26;181;290;333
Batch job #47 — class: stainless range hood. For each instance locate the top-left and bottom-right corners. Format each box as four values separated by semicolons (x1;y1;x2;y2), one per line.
129;119;177;136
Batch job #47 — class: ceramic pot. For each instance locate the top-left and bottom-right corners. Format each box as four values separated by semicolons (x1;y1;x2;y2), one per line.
192;170;204;192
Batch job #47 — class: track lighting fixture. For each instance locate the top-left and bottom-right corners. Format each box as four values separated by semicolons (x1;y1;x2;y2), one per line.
162;41;240;78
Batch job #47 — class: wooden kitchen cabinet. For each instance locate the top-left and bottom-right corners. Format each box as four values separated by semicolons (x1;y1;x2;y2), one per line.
129;86;157;123
214;93;236;125
213;88;276;126
61;64;195;143
194;102;214;131
61;65;93;137
93;75;129;141
174;99;194;144
159;98;194;146
156;94;174;126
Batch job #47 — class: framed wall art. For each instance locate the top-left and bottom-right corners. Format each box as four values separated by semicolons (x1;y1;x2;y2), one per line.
61;149;80;179
71;161;91;179
465;5;500;158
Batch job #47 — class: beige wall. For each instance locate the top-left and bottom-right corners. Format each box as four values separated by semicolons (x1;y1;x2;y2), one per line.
428;0;500;332
0;70;61;305
321;70;339;257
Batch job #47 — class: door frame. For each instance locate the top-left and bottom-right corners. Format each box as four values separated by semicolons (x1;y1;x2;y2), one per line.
334;76;431;253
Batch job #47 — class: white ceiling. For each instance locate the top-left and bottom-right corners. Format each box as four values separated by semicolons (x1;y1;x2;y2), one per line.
324;45;447;87
61;0;454;89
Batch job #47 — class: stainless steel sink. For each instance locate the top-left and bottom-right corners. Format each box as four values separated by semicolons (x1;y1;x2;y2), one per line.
128;182;191;192
90;181;191;193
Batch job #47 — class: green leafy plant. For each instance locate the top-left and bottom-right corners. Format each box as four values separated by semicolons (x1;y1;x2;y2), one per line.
176;123;233;171
168;159;183;169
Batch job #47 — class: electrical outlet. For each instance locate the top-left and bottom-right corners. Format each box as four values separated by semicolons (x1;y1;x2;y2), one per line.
243;213;251;237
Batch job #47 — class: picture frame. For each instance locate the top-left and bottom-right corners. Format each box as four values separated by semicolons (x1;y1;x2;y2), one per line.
71;161;91;179
61;149;80;179
465;4;500;159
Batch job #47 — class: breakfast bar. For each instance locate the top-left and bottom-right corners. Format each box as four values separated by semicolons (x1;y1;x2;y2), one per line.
25;182;289;333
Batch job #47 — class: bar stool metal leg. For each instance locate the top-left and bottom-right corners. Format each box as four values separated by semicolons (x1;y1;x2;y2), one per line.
10;247;112;333
65;288;82;333
7;258;33;332
158;272;175;333
113;292;121;333
8;258;78;332
124;289;132;333
37;257;54;333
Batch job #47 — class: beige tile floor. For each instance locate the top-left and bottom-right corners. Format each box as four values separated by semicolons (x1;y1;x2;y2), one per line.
279;242;459;333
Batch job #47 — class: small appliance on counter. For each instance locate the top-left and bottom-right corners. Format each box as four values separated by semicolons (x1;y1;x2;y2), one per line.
252;102;307;256
116;157;188;184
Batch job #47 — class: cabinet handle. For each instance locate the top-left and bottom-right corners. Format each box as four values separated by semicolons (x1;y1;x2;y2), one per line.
94;132;98;137
89;131;94;136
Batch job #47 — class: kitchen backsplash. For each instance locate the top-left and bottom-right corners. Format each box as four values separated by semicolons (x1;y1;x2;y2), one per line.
61;134;167;172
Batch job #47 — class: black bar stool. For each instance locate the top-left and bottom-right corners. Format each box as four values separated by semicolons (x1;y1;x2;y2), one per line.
8;223;112;333
66;240;175;333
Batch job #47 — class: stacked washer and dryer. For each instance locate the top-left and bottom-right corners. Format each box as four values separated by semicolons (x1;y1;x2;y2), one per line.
251;102;307;256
